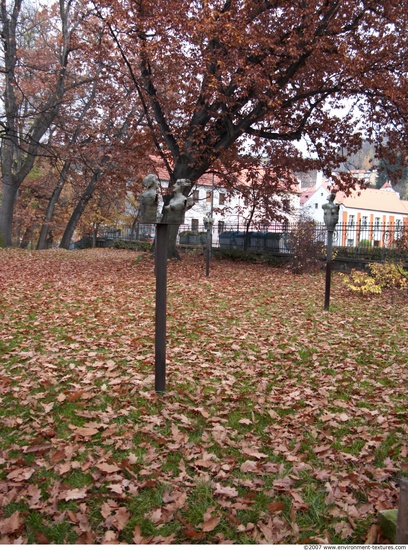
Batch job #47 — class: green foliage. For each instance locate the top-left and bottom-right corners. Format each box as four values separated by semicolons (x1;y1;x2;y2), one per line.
358;239;372;248
112;239;152;252
343;262;408;295
334;245;407;262
212;248;261;263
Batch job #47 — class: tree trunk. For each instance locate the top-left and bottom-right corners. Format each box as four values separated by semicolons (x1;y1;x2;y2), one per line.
0;180;19;247
59;172;98;249
37;163;70;249
92;224;99;248
244;222;251;251
20;226;32;249
37;183;65;249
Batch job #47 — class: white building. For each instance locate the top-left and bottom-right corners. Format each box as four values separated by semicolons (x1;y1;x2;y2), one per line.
300;174;408;247
139;160;300;246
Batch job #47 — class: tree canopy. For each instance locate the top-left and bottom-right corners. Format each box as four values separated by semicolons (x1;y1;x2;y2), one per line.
98;0;408;189
2;0;408;249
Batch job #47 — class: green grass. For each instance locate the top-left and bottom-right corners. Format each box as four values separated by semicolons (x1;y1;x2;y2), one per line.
0;249;407;544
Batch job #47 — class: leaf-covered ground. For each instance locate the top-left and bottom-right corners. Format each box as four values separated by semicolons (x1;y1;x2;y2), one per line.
0;248;407;544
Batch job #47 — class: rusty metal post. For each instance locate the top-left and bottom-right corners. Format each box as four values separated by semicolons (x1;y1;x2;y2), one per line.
324;230;334;311
322;194;339;312
155;223;168;393
204;215;213;277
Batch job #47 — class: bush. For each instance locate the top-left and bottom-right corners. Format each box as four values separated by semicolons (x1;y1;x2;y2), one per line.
111;240;152;251
394;227;408;254
342;270;382;295
368;262;408;289
342;261;408;295
358;239;372;248
286;220;325;274
213;248;260;263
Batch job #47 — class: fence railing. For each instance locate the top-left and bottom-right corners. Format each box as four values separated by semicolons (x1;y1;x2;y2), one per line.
95;221;408;259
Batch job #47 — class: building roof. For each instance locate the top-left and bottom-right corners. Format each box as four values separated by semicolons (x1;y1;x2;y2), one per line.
300;180;331;206
336;185;408;215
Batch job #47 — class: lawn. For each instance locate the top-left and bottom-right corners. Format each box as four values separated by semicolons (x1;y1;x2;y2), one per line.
0;248;407;544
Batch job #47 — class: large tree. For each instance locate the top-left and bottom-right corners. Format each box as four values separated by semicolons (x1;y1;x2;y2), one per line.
0;0;92;246
95;0;408;256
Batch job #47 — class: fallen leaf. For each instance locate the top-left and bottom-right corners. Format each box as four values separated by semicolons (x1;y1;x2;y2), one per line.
238;418;252;425
240;460;259;473
0;511;24;535
213;483;239;498
133;525;146;544
96;462;121;473
103;530;118;543
242;447;268;459
365;524;379;544
113;507;130;531
149;508;163;524
71;426;99;438
268;501;285;513
60;487;88;501
7;468;35;481
202;516;220;532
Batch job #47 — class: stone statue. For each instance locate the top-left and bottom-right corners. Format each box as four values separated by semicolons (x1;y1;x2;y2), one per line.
322;193;340;231
164;179;191;224
139;174;159;224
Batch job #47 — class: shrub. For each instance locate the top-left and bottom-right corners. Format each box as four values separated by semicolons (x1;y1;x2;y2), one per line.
342;270;382;295
286;220;325;274
368;262;408;289
394;227;408;254
112;240;152;251
213;248;260;263
343;261;408;295
358;239;372;248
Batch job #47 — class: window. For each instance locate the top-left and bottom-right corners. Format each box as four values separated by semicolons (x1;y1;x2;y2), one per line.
349;215;355;226
347;239;354;247
374;217;380;228
219;193;226;205
206;191;212;203
218;221;225;234
315;203;318;209
191;219;199;232
362;216;368;227
193;190;199;203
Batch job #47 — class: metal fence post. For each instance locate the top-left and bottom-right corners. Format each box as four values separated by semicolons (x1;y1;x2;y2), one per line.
155;223;168;393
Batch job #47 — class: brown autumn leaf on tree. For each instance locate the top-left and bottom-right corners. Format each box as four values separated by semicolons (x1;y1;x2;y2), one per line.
93;0;408;256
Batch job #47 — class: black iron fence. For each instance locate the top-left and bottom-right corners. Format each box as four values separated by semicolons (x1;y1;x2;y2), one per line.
91;221;408;260
176;221;408;258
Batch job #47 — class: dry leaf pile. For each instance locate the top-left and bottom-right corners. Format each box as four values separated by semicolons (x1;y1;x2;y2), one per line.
0;248;407;543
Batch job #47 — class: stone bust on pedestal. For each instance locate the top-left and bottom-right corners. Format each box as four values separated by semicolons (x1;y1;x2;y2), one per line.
322;193;340;231
164;179;191;225
139;174;159;224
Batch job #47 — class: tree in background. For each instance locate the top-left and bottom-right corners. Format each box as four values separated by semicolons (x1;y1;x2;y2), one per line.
0;0;151;248
216;148;301;250
95;0;408;257
376;155;408;198
0;0;87;246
